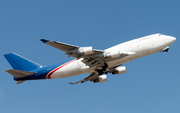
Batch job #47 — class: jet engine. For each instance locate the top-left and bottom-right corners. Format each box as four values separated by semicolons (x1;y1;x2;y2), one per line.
93;75;108;83
112;66;127;75
78;47;94;55
105;50;121;58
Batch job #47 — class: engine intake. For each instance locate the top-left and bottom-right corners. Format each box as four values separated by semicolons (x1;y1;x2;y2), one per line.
93;75;108;83
105;50;121;58
78;47;94;55
112;66;127;75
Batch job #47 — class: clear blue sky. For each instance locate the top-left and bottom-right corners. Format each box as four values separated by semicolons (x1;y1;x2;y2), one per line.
0;0;180;113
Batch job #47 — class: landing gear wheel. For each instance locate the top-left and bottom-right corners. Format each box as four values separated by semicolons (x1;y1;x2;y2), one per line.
102;63;108;72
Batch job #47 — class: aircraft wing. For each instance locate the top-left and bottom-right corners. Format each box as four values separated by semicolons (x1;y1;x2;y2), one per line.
68;72;99;85
40;39;135;68
41;39;104;68
40;39;79;52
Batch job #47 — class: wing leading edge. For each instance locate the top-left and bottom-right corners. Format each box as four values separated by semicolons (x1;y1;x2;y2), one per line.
40;39;104;68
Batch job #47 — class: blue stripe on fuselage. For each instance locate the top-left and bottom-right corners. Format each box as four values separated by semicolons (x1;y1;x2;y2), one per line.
14;60;75;81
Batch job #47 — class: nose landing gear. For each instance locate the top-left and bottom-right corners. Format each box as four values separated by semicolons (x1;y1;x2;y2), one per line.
161;46;169;52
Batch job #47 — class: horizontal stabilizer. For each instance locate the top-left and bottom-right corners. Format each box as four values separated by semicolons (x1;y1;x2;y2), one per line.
17;80;26;84
6;69;36;78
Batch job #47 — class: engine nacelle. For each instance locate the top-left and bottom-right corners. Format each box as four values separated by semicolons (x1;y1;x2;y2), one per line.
93;75;108;83
78;47;94;55
112;66;127;75
106;50;121;58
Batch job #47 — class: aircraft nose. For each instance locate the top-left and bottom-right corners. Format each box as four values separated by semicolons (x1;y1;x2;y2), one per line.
169;36;176;44
165;36;176;45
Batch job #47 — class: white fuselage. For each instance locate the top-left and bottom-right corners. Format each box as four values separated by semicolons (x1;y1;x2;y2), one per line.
48;33;176;79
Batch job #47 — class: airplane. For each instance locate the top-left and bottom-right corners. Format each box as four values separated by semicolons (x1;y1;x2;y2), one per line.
4;33;176;84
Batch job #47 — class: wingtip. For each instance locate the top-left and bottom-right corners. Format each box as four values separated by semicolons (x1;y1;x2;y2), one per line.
68;81;75;85
40;39;50;43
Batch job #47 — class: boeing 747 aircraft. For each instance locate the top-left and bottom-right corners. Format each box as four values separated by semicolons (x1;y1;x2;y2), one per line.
4;33;176;84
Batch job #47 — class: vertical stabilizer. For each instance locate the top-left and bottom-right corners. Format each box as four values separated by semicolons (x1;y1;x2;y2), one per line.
4;52;42;71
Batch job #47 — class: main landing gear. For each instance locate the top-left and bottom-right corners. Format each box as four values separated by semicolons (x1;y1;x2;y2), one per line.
161;46;169;52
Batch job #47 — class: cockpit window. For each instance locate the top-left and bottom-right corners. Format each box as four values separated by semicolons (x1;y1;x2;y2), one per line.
159;33;162;36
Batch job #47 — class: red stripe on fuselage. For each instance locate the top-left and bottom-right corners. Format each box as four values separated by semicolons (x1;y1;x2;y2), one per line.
46;59;76;79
